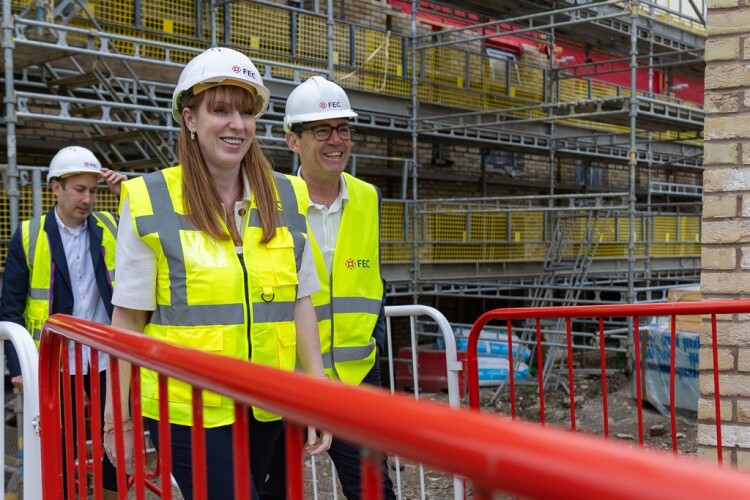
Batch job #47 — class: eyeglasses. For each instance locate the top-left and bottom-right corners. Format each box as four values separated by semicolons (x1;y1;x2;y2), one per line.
297;124;355;141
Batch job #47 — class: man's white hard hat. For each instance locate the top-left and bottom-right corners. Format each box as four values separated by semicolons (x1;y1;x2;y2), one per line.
283;76;358;132
47;146;102;186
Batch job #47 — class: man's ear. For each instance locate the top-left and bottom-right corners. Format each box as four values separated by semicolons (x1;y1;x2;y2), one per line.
50;179;62;198
286;131;301;154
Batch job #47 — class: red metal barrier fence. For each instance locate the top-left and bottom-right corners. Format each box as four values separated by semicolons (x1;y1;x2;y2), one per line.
39;313;750;499
466;299;750;463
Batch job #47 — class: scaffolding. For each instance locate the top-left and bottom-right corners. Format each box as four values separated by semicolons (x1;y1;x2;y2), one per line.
0;0;704;308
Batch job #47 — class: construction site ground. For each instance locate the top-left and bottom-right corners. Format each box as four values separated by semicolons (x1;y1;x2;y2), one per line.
296;370;698;499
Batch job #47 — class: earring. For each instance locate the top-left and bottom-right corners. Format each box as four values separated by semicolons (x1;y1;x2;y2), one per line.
190;131;196;141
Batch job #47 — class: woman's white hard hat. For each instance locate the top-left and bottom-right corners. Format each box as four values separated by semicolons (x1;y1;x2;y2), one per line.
172;47;271;123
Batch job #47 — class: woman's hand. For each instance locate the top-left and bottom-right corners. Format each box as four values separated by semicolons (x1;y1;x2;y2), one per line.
304;426;333;455
101;167;128;196
103;419;135;475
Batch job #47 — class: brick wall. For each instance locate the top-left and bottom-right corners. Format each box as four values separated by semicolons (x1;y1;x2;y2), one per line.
700;0;750;465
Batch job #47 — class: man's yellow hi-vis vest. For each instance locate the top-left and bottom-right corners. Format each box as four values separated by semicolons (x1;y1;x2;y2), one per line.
123;166;309;425
22;211;117;343
309;173;383;385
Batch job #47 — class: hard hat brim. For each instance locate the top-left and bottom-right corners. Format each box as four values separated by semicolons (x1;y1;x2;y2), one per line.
283;109;358;132
172;79;270;124
47;167;102;186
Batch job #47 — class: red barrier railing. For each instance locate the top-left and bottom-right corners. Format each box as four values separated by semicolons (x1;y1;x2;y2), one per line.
39;313;750;499
466;299;748;464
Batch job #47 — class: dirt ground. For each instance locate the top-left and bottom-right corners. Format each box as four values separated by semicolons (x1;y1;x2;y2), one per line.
331;371;698;499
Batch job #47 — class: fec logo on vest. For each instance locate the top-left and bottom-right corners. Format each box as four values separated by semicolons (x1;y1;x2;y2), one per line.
345;258;370;269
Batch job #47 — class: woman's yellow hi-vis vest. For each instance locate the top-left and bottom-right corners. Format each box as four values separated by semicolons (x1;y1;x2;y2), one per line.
309;173;383;385
22;212;117;343
123;166;309;426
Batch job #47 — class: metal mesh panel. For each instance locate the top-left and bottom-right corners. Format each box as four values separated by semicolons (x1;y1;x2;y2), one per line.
514;65;544;102
92;1;133;26
64;0;203;60
351;28;410;97
74;2;138;55
298;14;327;63
142;0;197;38
509;212;545;260
381;201;412;263
230;3;291;57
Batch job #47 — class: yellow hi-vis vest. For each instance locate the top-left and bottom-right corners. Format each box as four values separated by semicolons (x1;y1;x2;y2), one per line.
22;212;117;343
309;173;383;385
123;166;309;426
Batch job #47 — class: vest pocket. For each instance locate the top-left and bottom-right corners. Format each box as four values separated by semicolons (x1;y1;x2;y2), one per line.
163;326;225;407
262;230;299;288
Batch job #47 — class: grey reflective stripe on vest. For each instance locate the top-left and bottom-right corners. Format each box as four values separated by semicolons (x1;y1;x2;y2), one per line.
136;172;195;325
152;303;245;327
92;211;118;238
314;297;381;323
27;217;41;268
333;297;381;315
26;217;50;302
92;212;116;285
253;300;296;323
273;173;307;271
315;304;332;323
138;171;298;327
29;288;50;300
322;337;376;369
32;328;42;342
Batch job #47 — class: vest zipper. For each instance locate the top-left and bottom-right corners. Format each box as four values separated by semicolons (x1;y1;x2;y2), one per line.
237;252;252;359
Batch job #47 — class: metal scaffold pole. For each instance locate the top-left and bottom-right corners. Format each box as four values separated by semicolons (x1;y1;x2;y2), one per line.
411;0;419;305
628;0;638;306
548;10;557;201
327;0;334;79
3;0;19;232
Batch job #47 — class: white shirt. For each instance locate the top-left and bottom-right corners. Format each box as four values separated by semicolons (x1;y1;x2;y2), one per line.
302;170;349;275
53;209;109;374
113;176;320;311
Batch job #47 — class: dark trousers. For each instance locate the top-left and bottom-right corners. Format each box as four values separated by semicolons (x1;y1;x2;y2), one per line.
64;369;118;493
146;412;283;500
261;360;396;500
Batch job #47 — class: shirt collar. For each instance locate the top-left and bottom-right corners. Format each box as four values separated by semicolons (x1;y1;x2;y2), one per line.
297;167;349;209
53;206;87;236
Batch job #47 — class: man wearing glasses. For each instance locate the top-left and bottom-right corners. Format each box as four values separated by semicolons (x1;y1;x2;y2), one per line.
263;76;395;499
